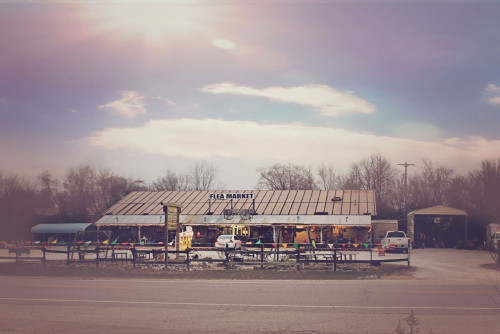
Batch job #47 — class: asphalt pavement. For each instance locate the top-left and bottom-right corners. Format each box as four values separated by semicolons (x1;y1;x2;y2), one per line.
0;248;499;333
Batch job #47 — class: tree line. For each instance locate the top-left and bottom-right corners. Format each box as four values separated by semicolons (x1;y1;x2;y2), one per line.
1;156;499;240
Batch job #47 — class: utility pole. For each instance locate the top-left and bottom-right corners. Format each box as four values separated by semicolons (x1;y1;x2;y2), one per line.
398;162;415;215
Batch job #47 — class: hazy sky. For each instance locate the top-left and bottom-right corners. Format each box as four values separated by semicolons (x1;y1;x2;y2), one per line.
1;0;500;189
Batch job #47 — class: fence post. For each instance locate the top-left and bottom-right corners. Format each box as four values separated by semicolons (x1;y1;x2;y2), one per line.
407;245;411;267
275;242;280;262
66;243;70;267
96;246;100;268
296;244;300;271
370;246;373;267
334;248;337;272
164;245;168;270
42;247;46;268
186;248;190;271
260;244;264;269
225;244;229;267
131;247;136;268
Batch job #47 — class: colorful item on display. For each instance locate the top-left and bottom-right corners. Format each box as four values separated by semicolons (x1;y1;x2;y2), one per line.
255;239;262;245
293;243;299;250
282;243;288;249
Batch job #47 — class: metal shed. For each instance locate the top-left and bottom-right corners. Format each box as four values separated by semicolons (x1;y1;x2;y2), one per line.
407;205;468;248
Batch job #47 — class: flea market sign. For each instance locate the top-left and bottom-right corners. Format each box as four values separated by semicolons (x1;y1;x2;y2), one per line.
209;193;255;200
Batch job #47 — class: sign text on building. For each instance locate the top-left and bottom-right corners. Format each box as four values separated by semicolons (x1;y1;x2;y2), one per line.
209;193;255;200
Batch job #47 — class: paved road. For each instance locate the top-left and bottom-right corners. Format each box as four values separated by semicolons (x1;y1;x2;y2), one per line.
1;276;499;334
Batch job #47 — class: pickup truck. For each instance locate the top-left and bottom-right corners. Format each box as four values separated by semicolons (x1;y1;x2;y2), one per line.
380;231;410;253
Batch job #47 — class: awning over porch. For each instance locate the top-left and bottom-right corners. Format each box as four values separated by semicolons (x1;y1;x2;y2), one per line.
94;214;372;227
31;223;92;234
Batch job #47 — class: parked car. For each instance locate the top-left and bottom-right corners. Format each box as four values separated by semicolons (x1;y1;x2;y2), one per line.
215;235;242;249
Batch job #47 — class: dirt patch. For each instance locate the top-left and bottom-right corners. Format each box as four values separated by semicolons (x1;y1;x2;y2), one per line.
0;261;413;280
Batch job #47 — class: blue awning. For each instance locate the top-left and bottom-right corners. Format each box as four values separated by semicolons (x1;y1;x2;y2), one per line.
31;223;92;234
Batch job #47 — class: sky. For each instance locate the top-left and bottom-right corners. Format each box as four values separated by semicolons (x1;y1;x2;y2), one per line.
1;0;500;189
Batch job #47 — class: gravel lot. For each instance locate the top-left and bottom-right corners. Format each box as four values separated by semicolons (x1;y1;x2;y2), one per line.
405;248;500;284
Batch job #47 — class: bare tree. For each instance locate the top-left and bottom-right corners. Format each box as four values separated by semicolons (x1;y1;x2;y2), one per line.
59;165;95;221
317;164;341;190
463;158;500;219
343;154;398;217
344;154;397;196
188;161;221;191
38;170;62;209
151;170;186;191
256;163;315;190
39;166;137;223
0;172;38;240
91;169;130;215
408;159;454;209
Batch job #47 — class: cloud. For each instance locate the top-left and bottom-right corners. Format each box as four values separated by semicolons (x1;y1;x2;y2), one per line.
390;121;443;140
98;91;147;118
212;39;237;50
156;96;175;106
87;118;500;171
202;83;376;117
484;83;500;105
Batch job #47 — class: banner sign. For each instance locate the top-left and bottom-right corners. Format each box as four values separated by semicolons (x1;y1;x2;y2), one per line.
166;206;179;223
209;193;255;200
167;222;178;231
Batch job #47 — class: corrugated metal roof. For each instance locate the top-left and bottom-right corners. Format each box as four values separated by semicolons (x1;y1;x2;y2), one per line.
95;215;164;226
31;223;92;234
408;205;467;217
105;190;376;216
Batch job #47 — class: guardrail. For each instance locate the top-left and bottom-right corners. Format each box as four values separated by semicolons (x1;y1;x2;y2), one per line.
0;242;410;271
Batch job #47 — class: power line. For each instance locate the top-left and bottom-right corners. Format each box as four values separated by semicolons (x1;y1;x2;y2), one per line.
398;162;415;214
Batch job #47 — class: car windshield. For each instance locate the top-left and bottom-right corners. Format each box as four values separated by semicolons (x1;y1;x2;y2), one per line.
219;235;232;240
387;232;405;238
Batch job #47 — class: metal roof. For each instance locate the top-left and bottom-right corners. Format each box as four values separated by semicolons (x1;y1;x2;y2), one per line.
31;223;92;234
105;190;377;216
95;215;165;226
95;214;372;227
408;205;467;217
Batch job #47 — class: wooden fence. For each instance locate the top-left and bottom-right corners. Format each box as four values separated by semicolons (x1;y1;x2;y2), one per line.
1;243;410;271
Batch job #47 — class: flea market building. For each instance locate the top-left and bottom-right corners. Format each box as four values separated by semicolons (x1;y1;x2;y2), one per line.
94;189;377;246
